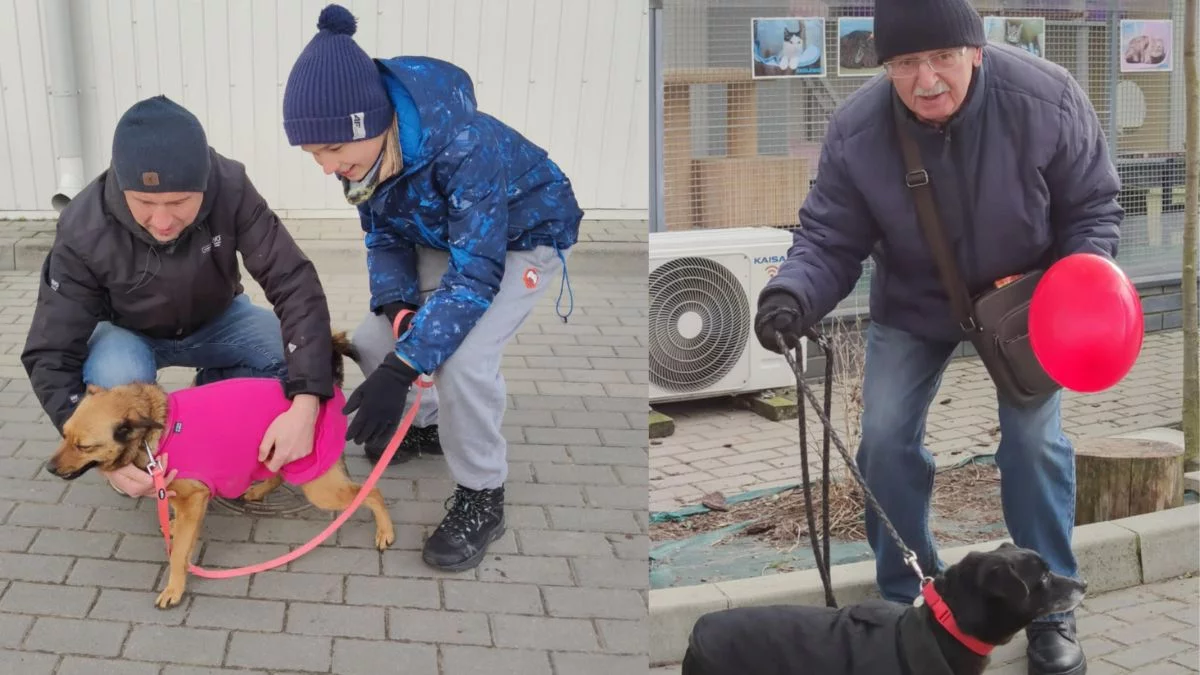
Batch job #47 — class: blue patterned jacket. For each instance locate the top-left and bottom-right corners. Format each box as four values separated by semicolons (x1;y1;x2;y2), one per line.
361;56;583;374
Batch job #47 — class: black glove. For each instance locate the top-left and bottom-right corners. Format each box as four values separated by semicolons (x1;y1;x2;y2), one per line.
375;302;419;334
343;353;419;446
754;292;807;354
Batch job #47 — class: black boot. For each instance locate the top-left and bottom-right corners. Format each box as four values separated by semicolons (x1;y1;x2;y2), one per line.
1026;616;1086;675
422;484;505;571
362;425;442;465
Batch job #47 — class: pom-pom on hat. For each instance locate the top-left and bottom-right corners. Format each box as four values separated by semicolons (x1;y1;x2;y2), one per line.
282;4;394;146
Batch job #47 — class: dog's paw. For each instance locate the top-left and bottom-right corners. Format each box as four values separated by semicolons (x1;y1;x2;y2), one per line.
376;526;396;550
155;584;185;609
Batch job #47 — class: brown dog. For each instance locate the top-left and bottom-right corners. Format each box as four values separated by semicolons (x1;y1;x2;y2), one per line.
45;331;396;609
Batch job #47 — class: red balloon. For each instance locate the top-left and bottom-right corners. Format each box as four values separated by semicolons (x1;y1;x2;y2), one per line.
1028;253;1144;393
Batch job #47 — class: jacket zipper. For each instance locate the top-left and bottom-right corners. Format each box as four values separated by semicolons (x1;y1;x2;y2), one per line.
944;129;980;291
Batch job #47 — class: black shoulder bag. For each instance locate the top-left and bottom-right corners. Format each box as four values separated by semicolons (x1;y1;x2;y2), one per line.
891;100;1061;409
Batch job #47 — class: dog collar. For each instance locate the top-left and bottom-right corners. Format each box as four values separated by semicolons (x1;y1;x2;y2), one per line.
920;580;995;656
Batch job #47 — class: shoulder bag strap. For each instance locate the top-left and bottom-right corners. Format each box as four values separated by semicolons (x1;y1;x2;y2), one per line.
890;98;978;332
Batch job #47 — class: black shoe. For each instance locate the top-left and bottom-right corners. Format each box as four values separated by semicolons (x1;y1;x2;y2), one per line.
362;440;414;465
1026;617;1086;675
422;484;505;571
406;424;443;456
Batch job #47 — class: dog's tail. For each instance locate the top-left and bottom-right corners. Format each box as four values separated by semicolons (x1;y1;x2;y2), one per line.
331;331;361;389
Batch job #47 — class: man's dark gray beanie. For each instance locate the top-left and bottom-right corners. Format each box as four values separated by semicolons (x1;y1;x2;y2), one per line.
111;95;210;193
874;0;987;63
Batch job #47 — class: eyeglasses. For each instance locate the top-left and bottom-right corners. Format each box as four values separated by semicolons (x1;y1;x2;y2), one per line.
883;47;968;78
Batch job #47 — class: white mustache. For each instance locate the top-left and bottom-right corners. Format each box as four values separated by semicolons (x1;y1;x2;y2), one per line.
914;81;949;97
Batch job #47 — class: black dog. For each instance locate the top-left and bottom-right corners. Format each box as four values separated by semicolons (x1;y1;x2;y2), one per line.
682;543;1086;675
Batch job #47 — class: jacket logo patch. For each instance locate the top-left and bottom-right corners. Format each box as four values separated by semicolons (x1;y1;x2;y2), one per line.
50;278;59;292
523;268;540;289
174;421;183;433
142;172;160;187
350;112;366;140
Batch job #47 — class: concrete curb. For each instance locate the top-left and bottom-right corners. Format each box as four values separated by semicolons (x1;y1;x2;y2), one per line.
648;502;1200;665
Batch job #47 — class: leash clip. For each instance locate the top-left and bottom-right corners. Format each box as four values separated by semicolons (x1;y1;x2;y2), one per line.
903;551;926;582
143;441;159;475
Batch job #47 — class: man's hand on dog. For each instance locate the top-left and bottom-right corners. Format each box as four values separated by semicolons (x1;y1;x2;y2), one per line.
259;394;319;472
102;453;177;498
343;353;418;446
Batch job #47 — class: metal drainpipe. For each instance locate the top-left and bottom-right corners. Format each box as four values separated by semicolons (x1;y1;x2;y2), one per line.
43;0;86;213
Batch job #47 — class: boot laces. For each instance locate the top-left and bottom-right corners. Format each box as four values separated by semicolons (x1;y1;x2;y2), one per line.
441;487;492;537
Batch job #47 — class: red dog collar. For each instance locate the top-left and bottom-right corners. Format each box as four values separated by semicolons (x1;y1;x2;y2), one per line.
920;580;995;656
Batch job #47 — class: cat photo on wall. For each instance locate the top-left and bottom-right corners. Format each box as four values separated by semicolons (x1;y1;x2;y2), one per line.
982;16;1046;59
837;16;881;77
1119;19;1173;72
752;17;826;78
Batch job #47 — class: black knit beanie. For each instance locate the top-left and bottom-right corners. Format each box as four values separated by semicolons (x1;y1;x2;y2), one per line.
873;0;987;63
111;95;210;193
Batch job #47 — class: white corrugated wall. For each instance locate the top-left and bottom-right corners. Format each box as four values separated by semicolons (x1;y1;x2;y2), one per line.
0;0;649;219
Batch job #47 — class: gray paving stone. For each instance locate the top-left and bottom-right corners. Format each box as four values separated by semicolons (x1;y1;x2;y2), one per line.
6;503;92;529
517;529;615;557
546;506;643;534
0;612;33;649
67;558;162;591
185;596;286;632
28;529;118;558
0;524;37;551
584;485;646;510
551;652;650;674
571;558;645;590
543;586;646;619
331;637;438;675
22;616;128;657
247;571;343;603
491;614;599;651
388;608;492;645
443;580;545;615
161;667;268;675
89;589;187;625
225;631;332;671
123;625;229;666
478;554;576;586
0;582;97;618
0;480;66;506
57;656;161;675
441;645;553;675
285;602;385;639
0;649;57;675
342;575;440;608
0;551;72;583
532;462;620;485
596;618;645;654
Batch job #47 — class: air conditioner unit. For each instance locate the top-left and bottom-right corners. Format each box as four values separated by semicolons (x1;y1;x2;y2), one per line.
649;227;805;404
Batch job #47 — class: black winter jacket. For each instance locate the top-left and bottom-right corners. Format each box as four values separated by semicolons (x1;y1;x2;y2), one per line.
21;148;334;432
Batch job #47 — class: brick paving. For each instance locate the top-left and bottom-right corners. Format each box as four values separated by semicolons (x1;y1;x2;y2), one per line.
649;574;1200;673
0;267;650;673
650;329;1186;513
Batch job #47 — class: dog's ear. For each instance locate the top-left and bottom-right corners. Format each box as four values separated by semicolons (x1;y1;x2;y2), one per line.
977;558;1029;600
997;541;1018;550
86;384;104;395
113;416;164;443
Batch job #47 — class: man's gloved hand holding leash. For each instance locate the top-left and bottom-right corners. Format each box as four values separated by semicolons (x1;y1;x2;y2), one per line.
754;291;811;354
342;301;421;447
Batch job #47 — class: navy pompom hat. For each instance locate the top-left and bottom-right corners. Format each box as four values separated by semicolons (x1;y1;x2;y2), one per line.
282;4;394;146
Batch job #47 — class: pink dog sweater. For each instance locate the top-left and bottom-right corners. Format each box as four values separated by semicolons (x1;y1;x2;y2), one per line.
155;378;347;499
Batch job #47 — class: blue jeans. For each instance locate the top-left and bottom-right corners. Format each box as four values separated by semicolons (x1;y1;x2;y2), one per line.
855;322;1078;623
83;294;287;388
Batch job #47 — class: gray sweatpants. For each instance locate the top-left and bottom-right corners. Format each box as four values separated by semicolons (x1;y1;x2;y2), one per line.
351;245;567;490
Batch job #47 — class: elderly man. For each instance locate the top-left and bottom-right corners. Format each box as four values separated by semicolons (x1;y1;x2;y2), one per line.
22;95;341;498
751;0;1121;673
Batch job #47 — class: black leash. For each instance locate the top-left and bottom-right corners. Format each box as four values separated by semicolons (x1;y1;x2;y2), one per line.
776;330;927;609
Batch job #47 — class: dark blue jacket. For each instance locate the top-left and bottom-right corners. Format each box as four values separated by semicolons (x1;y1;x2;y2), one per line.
762;44;1123;343
360;56;583;373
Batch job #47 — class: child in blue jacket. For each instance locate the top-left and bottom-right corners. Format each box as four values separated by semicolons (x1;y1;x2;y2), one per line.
282;4;582;571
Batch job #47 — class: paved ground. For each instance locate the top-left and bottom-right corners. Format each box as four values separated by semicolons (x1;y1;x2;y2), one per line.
649;329;1186;512
0;267;650;673
649;574;1200;673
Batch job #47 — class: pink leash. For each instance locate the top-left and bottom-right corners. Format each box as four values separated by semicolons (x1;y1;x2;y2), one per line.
146;310;431;578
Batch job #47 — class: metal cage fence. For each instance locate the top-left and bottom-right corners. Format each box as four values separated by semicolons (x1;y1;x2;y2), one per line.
652;0;1193;314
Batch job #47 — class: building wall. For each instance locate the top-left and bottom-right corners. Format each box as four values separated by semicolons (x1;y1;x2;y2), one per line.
0;0;650;219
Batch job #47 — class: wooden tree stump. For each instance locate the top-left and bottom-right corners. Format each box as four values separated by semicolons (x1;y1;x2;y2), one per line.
1075;438;1184;526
